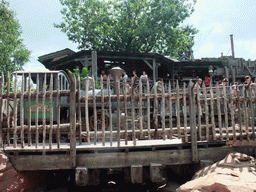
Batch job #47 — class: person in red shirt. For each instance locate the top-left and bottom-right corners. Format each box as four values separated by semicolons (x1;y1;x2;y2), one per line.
204;77;210;87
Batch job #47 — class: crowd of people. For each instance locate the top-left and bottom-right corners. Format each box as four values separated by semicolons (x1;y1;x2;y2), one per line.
100;69;256;96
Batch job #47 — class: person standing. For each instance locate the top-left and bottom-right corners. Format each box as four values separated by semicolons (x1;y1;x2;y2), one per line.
122;71;128;80
140;71;148;80
204;76;210;87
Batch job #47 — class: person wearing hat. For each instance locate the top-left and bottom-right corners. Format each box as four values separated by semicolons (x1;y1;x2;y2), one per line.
220;78;229;86
193;78;202;89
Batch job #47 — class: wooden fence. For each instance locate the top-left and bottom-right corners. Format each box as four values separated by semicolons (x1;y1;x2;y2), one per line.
1;72;256;154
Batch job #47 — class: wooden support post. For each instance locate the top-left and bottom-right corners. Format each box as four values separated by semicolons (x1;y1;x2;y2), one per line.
150;163;163;183
0;72;4;148
92;51;97;80
75;166;89;186
131;164;143;184
69;73;77;168
188;81;198;163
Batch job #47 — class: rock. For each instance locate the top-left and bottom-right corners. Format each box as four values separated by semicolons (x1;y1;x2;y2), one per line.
0;152;24;192
177;152;256;192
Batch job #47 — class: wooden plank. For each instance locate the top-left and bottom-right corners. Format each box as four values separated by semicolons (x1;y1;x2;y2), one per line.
162;80;166;140
35;74;39;148
117;80;121;147
75;166;89;186
210;83;216;141
244;86;249;141
131;164;143;184
108;77;112;146
0;72;4;147
223;84;229;140
176;81;181;139
100;77;105;146
42;74;47;151
183;82;187;143
188;81;198;163
1;90;71;99
139;79;143;139
229;85;236;141
124;79;128;144
147;80;151;140
131;78;136;145
77;74;82;145
20;74;24;148
237;88;242;140
9;146;255;171
216;84;222;141
69;73;77;168
93;76;97;145
56;74;60;148
153;80;158;139
150;163;163;183
13;73;18;148
28;73;32;146
6;72;10;145
203;83;209;141
168;81;173;139
49;73;53;149
85;76;90;145
196;83;201;141
248;87;255;140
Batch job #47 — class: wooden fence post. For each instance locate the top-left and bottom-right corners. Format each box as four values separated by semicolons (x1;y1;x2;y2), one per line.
188;81;198;162
69;73;77;168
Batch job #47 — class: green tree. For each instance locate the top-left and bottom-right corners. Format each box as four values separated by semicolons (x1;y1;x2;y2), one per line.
0;0;31;77
55;0;197;57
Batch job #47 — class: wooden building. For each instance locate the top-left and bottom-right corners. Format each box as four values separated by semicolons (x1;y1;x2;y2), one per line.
38;49;223;82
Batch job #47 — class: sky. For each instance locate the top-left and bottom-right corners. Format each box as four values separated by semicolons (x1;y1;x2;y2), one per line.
8;0;256;71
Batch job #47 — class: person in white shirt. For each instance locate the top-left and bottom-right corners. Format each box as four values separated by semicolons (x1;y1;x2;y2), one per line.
140;71;148;80
122;71;128;80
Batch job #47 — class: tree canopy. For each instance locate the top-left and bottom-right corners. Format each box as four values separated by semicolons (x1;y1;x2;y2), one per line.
55;0;198;57
0;0;31;76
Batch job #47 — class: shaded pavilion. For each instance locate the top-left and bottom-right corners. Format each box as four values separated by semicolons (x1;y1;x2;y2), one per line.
38;49;223;82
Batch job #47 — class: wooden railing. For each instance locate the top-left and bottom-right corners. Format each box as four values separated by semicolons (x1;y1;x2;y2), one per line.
0;72;256;155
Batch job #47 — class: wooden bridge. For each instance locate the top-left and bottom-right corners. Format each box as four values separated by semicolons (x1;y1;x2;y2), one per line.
0;71;256;184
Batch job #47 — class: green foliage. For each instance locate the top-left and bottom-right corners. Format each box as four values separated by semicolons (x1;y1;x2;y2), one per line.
0;0;31;81
67;67;91;79
55;0;198;57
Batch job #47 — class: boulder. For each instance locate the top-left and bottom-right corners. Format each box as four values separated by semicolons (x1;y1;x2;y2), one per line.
0;152;24;192
177;152;256;192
